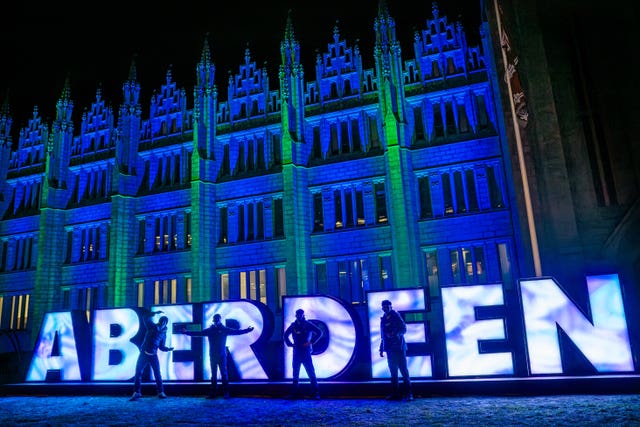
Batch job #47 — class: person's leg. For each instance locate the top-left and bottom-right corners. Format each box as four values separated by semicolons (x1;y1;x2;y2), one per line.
149;354;164;395
209;356;218;397
219;357;229;398
387;351;400;398
398;352;412;399
301;352;319;396
132;354;145;395
291;350;302;396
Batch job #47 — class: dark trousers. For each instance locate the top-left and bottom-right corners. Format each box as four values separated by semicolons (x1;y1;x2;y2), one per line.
133;352;163;394
386;350;411;395
209;355;228;395
292;348;318;393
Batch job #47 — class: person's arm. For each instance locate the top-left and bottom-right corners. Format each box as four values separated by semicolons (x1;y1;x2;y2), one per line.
142;308;162;327
159;338;174;352
227;325;255;335
283;324;294;347
182;325;210;337
393;311;407;336
309;321;323;346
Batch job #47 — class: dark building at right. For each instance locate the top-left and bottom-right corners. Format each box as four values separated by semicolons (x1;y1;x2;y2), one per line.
483;0;639;336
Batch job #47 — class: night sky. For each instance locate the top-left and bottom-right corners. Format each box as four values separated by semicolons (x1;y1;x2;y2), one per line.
0;1;481;142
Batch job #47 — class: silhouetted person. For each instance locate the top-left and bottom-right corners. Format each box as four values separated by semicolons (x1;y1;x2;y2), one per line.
379;300;413;401
284;309;323;399
183;313;254;398
130;308;174;401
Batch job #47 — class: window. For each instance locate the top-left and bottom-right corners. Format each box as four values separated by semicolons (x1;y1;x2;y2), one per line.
138;219;146;254
433;104;444;140
442;173;454;215
313;193;324;232
238;205;245;242
312;126;322;160
217;207;228;244
221;273;229;300
10;293;29;330
419;176;433;219
273;198;284;237
498;243;513;290
413;106;425;142
368;116;380;151
276;267;286;310
454;171;466;213
450;249;460;283
315;262;327;294
425;250;439;295
154;279;176;305
379;255;393;289
185;211;192;248
334;190;343;229
137;281;145;307
374;183;388;223
240;269;267;304
340;259;370;303
487;166;504;208
450;245;486;284
465;170;479;211
185;277;192;302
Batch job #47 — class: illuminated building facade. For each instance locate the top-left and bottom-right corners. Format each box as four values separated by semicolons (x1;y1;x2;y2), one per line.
0;1;638;386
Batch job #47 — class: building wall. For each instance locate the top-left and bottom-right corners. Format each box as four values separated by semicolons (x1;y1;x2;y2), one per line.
0;4;528;380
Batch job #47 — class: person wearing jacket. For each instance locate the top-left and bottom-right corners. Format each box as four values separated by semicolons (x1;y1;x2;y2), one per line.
130;308;174;401
183;313;254;399
379;300;413;401
284;309;323;399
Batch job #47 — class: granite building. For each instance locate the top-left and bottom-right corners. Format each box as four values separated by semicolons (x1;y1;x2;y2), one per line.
0;1;636;382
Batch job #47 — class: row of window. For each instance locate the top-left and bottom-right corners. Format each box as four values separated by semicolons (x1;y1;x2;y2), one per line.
137;212;192;254
418;163;505;218
0;239;514;330
312;182;388;232
219;198;284;244
0;293;30;330
412;94;492;145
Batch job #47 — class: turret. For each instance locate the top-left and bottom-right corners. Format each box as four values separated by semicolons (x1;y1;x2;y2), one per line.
279;10;305;159
116;57;142;175
193;35;217;161
0;93;13;202
46;77;74;189
374;0;408;141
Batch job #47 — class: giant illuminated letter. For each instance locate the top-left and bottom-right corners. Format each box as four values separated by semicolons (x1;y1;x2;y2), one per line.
521;274;633;374
27;312;81;381
283;296;358;378
200;301;268;380
92;308;140;380
153;304;194;380
442;284;514;376
367;289;432;379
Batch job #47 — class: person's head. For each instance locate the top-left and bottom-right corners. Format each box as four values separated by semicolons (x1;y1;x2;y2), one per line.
381;300;392;313
158;316;169;327
295;309;305;320
213;314;222;324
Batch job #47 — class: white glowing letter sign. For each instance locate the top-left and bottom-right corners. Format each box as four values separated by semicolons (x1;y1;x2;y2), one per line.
367;289;432;379
198;301;267;380
283;296;357;379
521;274;633;374
27;312;81;381
442;284;514;376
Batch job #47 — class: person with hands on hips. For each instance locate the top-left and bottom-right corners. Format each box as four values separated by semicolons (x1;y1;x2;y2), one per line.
379;300;413;401
284;309;323;399
130;308;174;401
